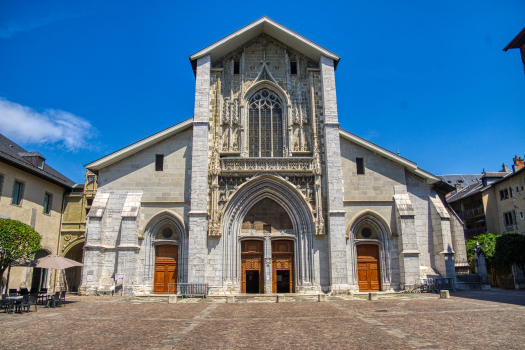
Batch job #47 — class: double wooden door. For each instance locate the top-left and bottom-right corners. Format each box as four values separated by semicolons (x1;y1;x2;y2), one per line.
241;240;264;293
272;240;294;293
154;245;178;294
357;244;381;292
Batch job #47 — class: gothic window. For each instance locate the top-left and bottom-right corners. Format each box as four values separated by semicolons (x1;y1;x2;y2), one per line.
248;89;283;157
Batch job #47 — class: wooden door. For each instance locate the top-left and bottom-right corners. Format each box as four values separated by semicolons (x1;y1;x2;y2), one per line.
154;245;178;294
357;244;380;292
272;240;294;293
241;240;264;293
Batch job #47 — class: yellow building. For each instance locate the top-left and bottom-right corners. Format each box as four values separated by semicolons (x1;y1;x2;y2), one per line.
0;134;74;292
59;171;97;292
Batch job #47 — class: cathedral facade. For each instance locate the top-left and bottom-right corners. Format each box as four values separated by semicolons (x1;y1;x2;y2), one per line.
80;17;468;296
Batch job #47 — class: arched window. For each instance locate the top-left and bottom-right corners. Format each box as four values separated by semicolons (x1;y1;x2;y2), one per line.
248;89;283;157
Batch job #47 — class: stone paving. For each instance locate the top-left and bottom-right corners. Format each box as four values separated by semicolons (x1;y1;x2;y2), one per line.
1;290;524;349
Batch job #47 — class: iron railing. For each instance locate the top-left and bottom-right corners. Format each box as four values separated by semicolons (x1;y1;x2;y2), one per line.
167;283;209;297
464;226;487;238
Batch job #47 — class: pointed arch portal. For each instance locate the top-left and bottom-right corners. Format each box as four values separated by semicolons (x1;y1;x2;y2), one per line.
220;174;316;293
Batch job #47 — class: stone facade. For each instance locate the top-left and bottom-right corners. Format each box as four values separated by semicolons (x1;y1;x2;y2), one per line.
81;17;467;296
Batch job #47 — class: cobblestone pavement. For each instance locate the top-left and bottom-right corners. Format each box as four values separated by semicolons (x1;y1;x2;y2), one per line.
0;290;524;349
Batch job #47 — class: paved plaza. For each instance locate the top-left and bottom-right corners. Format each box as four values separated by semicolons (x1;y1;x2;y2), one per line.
1;290;525;349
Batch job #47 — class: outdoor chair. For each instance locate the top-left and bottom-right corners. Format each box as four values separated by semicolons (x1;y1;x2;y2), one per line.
8;289;17;296
18;295;30;313
59;291;66;306
21;294;37;312
29;287;38;294
1;294;9;310
19;288;29;295
48;292;61;308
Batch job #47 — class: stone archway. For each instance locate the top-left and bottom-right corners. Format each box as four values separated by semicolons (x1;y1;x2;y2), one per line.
140;210;187;294
347;211;394;291
64;242;84;292
220;174;316;293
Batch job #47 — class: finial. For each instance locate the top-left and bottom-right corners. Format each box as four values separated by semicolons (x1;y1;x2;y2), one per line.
397;149;400;156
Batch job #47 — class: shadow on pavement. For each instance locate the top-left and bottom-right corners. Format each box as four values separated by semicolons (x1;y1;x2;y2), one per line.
450;289;525;307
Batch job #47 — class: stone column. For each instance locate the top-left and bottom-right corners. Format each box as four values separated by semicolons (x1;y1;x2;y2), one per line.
394;187;420;289
188;55;211;284
264;235;272;294
320;55;349;292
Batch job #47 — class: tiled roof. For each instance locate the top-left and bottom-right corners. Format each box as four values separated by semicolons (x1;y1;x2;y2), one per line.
446;181;483;203
0;134;74;188
18;151;45;159
438;174;480;187
480;172;509;178
487;167;525;187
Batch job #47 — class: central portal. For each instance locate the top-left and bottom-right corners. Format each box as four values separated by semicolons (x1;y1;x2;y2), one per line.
241;240;264;293
272;240;294;293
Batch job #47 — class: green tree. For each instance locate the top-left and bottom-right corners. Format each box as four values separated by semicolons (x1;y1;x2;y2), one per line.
494;233;525;276
466;232;496;272
0;219;42;281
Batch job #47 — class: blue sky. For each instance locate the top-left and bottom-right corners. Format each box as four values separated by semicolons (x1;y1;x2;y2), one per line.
0;1;523;184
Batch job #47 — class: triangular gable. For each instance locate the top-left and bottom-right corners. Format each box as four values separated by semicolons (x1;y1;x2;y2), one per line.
190;16;340;74
85;118;193;173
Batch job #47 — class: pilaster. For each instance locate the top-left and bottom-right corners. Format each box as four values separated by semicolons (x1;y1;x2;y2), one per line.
394;186;420;289
320;55;349;292
188;55;211;284
429;196;456;278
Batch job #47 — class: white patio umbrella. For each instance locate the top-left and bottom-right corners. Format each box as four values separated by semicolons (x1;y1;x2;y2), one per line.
35;255;84;292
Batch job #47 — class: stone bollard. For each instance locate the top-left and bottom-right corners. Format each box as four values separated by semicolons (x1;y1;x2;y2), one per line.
226;296;235;303
440;290;450;299
168;295;178;304
276;294;286;303
318;294;327;302
369;293;378;301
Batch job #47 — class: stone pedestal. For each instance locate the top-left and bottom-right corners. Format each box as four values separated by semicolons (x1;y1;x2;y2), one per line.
440;290;450;299
168;295;178;303
369;292;378;300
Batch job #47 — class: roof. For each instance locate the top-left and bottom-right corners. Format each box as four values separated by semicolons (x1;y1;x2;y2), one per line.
438;174;481;187
85;118;194;172
480;171;510;179
485;166;525;188
18;152;45;159
446;181;483;203
189;16;340;73
504;27;525;51
0;134;75;188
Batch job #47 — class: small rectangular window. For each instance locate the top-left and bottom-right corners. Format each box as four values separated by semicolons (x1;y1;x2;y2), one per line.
517;187;520;193
155;154;164;171
520;212;524;220
263;224;271;233
290;61;297;75
356;158;365;175
510;187;514;197
233;60;240;75
0;173;4;198
12;181;24;205
43;193;52;214
87;199;93;206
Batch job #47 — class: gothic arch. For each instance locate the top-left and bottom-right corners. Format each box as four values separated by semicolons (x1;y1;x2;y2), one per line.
347;211;393;291
243;80;291;107
140;210;187;288
220;174;316;291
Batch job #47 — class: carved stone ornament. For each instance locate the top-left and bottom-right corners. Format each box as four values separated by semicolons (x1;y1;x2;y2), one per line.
209;139;221;176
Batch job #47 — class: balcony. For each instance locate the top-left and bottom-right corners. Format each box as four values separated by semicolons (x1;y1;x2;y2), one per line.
460;206;484;220
464;226;487;239
219;157;314;174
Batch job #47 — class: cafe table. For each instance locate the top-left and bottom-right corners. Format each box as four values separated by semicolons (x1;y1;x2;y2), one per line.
4;296;23;314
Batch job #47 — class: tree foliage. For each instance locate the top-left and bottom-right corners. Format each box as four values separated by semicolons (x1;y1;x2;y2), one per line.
0;219;42;280
466;233;496;272
494;233;525;275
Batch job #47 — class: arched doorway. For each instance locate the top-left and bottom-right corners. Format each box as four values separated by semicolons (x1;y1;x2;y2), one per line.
31;250;50;291
64;242;84;292
154;245;178;294
357;244;381;292
272;240;294;293
241;240;264;293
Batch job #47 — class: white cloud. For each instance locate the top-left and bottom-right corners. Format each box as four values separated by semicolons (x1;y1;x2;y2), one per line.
0;98;96;151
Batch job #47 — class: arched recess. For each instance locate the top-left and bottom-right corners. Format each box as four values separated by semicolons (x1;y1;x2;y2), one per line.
220;174;315;291
64;241;84;292
347;210;393;291
140;210;187;289
242;82;292;156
